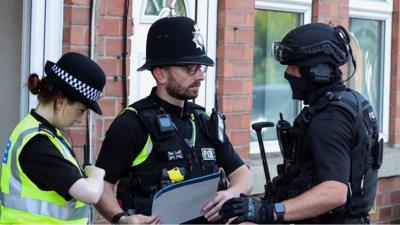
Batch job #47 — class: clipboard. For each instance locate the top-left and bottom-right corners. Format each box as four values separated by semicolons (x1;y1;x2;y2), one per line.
151;171;221;224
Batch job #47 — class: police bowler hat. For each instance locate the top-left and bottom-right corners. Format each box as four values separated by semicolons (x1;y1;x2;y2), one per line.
137;16;214;71
44;52;106;114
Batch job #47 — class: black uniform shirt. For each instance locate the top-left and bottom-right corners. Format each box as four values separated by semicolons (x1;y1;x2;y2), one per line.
302;89;354;185
19;110;83;200
96;89;244;184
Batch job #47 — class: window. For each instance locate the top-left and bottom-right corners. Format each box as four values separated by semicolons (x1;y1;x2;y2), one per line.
349;0;392;138
253;10;301;141
349;19;384;128
140;0;188;23
252;0;312;153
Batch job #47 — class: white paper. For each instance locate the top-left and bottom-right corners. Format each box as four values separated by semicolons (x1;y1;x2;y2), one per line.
151;171;220;224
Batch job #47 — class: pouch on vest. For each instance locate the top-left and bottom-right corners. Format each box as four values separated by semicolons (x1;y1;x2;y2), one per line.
372;138;383;169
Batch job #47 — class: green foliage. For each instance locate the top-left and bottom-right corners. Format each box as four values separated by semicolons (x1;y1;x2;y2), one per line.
253;10;300;86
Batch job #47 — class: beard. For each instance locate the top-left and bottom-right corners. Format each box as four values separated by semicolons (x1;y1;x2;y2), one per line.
165;75;200;100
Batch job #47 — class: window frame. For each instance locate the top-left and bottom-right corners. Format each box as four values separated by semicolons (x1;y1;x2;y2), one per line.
139;0;194;24
27;0;63;113
251;0;312;154
349;0;392;140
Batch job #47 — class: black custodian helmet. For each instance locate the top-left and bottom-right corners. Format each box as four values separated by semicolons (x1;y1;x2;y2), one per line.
137;16;214;71
272;23;351;67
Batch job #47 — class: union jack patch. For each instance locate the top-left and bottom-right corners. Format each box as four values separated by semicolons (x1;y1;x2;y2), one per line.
168;149;184;161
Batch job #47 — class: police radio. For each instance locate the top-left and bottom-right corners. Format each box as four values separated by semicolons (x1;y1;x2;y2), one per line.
209;95;225;145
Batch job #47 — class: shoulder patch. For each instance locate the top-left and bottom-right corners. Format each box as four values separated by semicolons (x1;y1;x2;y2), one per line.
2;140;11;163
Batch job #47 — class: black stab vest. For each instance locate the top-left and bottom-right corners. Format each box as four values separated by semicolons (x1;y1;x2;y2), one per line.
272;89;382;224
125;97;219;215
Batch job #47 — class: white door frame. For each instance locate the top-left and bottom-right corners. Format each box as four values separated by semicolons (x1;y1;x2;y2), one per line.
24;0;63;114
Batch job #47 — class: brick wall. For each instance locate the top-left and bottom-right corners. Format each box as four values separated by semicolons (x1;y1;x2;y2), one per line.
217;0;255;159
371;177;400;223
63;0;91;164
390;0;400;146
63;0;131;165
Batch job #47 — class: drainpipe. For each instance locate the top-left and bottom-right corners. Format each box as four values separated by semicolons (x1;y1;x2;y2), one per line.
87;0;96;223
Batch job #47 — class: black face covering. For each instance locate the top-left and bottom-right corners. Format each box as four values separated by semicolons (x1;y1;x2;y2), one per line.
284;72;308;100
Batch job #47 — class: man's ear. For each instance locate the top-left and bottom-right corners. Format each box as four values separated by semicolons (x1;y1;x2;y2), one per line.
152;67;168;84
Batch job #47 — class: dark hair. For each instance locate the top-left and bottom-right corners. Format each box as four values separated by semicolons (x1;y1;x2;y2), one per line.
27;74;75;104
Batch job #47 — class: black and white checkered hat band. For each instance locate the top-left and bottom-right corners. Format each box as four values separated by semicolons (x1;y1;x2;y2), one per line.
51;64;103;101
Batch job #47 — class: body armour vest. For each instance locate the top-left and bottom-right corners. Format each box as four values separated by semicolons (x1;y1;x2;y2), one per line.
122;97;220;215
272;89;382;224
0;114;88;224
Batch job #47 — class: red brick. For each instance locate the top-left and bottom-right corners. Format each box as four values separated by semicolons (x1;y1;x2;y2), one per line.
104;78;123;97
71;6;90;25
99;17;121;36
105;38;123;56
98;98;117;117
225;113;251;130
230;130;251;146
391;191;400;204
379;207;392;220
218;0;236;10
97;58;118;75
68;127;87;147
235;146;250;159
107;0;124;16
63;46;88;55
236;0;254;10
65;27;87;45
235;28;254;44
65;0;90;5
95;119;104;139
98;0;107;15
218;27;235;44
103;118;114;133
378;177;400;192
218;79;243;94
221;45;245;60
225;12;248;27
221;95;252;113
64;6;72;25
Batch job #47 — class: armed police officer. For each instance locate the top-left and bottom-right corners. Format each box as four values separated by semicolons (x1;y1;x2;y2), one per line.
220;23;383;224
95;16;253;224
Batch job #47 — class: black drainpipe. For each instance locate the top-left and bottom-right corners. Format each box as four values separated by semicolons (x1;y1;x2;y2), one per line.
121;0;130;108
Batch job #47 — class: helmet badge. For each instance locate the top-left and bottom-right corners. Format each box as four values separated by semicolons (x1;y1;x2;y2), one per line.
192;24;205;51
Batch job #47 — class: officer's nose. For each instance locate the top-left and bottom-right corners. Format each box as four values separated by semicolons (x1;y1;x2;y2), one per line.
194;69;205;81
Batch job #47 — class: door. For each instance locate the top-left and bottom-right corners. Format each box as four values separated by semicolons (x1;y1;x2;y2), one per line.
130;0;217;111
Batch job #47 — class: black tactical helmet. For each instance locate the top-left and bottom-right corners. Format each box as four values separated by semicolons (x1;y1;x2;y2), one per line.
137;16;214;71
272;23;350;67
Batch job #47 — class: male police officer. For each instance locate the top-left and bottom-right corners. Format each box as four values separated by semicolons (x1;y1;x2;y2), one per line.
220;23;382;224
95;16;253;224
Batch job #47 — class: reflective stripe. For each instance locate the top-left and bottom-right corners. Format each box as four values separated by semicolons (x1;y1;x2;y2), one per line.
10;128;37;195
132;135;153;167
190;119;196;146
0;193;88;220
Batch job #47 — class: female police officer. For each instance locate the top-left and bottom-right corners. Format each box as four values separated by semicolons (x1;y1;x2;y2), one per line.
0;52;106;224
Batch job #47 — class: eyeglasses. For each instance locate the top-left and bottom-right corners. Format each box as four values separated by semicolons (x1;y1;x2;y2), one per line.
165;64;208;76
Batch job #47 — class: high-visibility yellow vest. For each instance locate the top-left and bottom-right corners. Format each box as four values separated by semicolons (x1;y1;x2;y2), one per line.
0;114;89;224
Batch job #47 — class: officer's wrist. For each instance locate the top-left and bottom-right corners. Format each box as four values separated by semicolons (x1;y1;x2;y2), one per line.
111;212;130;224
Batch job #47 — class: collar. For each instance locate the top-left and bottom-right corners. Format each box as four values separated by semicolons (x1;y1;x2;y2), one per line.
149;87;191;119
307;80;346;106
30;109;58;135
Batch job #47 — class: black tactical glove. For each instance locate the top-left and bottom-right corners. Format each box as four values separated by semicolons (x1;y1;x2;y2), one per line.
220;194;274;224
